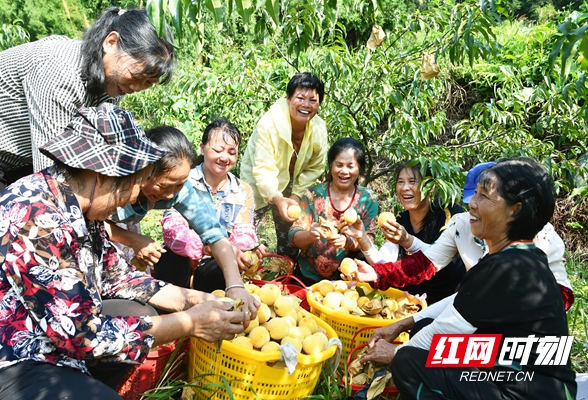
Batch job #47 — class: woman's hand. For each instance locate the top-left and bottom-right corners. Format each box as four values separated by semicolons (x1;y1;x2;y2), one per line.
381;221;413;249
327;233;347;249
346;259;378;282
272;196;299;222
366;317;414;348
253;243;268;259
233;245;252;271
360;339;397;365
340;218;365;240
224;286;260;326
292;223;323;249
361;317;415;363
134;238;166;269
186;300;248;341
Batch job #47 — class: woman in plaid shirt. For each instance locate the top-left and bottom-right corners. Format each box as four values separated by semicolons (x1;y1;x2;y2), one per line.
0;7;174;191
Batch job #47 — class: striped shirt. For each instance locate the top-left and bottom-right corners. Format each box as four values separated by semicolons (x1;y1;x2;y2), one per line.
0;36;118;172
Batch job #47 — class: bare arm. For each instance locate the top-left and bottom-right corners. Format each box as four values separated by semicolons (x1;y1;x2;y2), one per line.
105;221;165;268
291;223;324;248
210;238;260;316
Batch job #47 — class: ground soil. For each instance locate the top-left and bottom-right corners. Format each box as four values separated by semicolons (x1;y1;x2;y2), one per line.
552;196;588;255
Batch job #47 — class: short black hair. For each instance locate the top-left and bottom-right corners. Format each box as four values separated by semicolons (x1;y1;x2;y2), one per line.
326;138;366;183
286;72;325;104
478;157;555;240
197;117;241;165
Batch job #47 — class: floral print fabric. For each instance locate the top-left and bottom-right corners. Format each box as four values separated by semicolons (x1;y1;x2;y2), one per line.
0;168;168;374
289;182;378;281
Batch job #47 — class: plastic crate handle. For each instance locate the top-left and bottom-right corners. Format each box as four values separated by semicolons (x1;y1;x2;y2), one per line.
272;274;307;288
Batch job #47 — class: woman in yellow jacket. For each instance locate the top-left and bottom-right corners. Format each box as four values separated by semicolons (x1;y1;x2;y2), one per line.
240;72;328;261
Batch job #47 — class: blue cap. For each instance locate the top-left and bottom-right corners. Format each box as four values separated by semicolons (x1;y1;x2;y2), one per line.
462;161;497;203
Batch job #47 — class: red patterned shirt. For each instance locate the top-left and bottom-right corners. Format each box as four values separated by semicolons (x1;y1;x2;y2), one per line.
0;168;168;374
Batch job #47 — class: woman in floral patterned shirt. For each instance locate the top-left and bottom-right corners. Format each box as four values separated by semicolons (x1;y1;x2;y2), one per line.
0;104;248;399
289;138;378;283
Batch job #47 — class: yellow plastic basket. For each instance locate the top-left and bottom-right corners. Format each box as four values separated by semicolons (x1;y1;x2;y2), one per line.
188;310;338;400
307;281;427;370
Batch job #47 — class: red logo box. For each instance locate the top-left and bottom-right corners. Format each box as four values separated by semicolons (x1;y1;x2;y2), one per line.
425;334;502;367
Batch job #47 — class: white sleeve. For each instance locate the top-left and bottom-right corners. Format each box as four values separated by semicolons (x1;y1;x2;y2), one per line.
421;214;462;271
406;236;430;254
534;223;572;290
361;241;399;264
403;303;477;352
378;241;400;262
412;293;457;322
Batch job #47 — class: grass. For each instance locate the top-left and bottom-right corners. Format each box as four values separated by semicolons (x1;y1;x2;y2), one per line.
566;252;588;374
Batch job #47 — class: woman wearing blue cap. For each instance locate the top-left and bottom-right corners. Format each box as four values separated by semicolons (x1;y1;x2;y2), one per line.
345;160;574;310
0;104;248;399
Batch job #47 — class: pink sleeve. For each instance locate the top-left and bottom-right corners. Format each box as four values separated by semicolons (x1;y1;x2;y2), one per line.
161;210;204;260
229;222;258;250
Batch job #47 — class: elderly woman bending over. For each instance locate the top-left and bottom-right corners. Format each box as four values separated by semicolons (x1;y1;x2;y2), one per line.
358;158;577;400
0;104;247;400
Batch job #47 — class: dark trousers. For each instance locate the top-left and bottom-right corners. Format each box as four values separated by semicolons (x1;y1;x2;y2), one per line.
0;361;123;400
154;248;225;292
153;246;193;288
0;300;158;399
254;205;299;261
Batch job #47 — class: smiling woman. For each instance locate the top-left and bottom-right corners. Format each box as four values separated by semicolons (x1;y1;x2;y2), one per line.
240;72;328;262
289;138;379;284
0;7;175;191
155;118;262;292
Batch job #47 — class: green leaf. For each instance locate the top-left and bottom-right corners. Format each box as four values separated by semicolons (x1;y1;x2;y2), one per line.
265;0;280;25
146;0;164;38
235;0;254;25
205;0;225;25
261;271;279;281
168;0;182;36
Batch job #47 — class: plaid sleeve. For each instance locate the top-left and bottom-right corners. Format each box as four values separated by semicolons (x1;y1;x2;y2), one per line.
372;251;437;290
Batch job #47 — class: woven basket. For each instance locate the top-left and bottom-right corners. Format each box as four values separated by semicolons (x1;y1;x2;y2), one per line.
307;281;426;369
187;310;338;399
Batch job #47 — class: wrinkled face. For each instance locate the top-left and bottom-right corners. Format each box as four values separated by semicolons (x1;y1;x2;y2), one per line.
85;169;150;221
141;158;191;203
330;149;360;191
200;129;238;180
286;88;320;127
396;168;425;211
102;32;159;97
468;180;518;244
